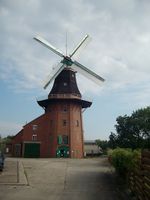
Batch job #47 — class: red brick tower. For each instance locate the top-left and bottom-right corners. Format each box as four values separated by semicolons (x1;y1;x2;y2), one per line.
38;68;92;158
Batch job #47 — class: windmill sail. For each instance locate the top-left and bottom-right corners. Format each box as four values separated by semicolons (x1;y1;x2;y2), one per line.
72;61;105;85
43;63;66;89
70;35;91;59
34;36;65;58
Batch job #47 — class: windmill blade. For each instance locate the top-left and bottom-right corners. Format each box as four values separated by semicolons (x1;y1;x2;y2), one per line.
43;63;66;89
72;61;105;85
34;36;65;58
69;35;91;59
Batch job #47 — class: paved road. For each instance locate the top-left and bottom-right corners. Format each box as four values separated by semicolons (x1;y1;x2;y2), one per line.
0;157;126;200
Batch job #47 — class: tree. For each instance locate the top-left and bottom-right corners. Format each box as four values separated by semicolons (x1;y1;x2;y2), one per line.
109;107;150;149
0;135;14;152
109;132;117;149
95;139;108;154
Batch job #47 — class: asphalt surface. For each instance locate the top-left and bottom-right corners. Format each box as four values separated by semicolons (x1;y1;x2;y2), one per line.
0;157;127;200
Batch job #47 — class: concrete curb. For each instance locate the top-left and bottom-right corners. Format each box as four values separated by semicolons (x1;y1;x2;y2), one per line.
18;161;28;185
0;159;28;186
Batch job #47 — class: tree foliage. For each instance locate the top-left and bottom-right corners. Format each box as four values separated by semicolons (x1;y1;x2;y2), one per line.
0;135;14;152
95;139;108;151
109;107;150;149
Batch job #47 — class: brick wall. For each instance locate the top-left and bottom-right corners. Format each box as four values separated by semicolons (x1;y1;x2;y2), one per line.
12;101;84;158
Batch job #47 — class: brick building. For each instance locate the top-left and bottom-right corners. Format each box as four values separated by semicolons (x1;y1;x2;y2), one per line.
12;68;92;158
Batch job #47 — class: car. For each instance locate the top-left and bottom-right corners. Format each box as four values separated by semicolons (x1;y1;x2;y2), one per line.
0;152;5;171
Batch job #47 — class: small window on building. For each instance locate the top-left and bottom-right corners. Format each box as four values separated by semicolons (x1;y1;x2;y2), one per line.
63;82;67;86
63;135;69;144
57;135;68;145
76;120;79;127
63;106;67;112
32;125;38;131
63;120;67;126
32;134;37;141
57;135;62;145
6;147;9;153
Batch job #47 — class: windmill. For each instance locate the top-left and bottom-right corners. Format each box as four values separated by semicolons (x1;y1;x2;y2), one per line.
34;35;105;89
33;34;105;158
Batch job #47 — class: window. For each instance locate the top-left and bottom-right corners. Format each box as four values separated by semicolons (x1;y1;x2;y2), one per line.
63;82;67;86
76;120;79;127
57;135;69;145
32;125;38;131
63;120;67;126
63;106;67;112
63;135;69;144
57;135;62;145
32;134;37;141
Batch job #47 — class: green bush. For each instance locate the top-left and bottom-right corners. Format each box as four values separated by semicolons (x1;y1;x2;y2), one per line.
109;148;141;177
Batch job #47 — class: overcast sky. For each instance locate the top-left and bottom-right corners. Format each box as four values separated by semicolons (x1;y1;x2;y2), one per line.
1;0;150;140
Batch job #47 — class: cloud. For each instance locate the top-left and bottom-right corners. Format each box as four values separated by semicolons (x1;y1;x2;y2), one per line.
1;0;150;140
1;0;150;99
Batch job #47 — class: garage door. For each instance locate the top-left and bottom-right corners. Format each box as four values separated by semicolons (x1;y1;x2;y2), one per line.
24;143;40;158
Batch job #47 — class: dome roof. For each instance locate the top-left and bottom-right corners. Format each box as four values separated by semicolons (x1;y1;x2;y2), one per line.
48;68;81;98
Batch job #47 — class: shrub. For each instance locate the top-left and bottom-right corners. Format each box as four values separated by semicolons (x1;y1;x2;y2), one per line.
107;149;113;163
109;148;141;177
131;149;141;169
